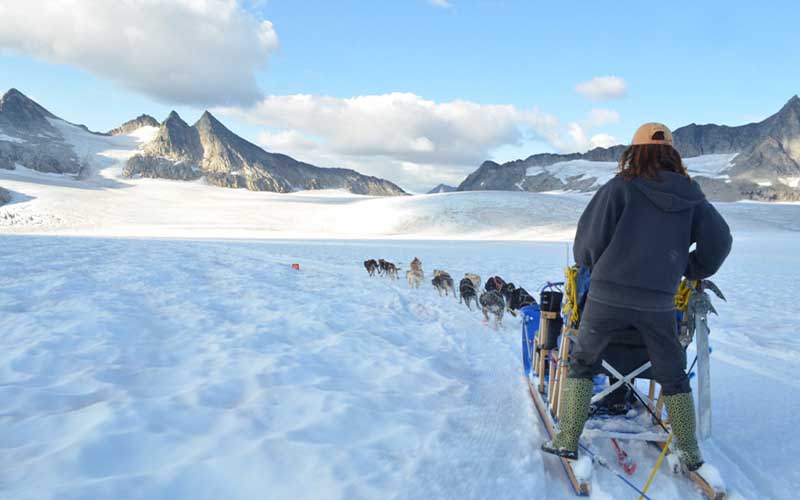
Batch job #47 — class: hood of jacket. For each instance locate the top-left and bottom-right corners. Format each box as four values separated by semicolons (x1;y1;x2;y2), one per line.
630;171;706;212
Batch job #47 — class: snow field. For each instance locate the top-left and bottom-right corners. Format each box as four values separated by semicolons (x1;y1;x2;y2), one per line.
4;235;797;498
0;238;563;500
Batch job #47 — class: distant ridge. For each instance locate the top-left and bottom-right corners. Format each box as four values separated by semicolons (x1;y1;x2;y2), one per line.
458;95;800;201
427;183;456;194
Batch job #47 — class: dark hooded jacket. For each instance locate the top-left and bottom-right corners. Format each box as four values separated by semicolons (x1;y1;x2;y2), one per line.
574;172;732;311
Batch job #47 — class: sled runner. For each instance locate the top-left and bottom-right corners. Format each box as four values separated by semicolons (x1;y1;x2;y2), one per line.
522;269;726;499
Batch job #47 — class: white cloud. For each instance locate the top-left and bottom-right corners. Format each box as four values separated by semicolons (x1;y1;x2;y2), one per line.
575;76;628;101
258;130;321;154
0;0;278;106
429;0;453;8
562;123;617;152
222;92;618;191
583;108;620;128
588;133;617;149
223;93;559;166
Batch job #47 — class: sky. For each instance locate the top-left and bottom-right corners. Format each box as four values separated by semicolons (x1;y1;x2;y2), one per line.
1;0;798;192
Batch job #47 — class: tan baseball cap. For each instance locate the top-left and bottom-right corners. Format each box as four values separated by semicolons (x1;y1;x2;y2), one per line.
631;122;673;146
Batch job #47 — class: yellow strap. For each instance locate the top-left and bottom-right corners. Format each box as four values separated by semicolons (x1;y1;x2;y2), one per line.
674;279;697;312
639;433;673;500
563;266;579;324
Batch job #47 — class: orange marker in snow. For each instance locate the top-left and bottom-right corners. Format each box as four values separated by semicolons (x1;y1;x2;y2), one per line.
292;263;300;270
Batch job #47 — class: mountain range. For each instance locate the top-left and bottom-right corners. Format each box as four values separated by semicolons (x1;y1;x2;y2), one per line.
4;86;800;202
125;110;404;195
459;95;800;201
0;89;405;196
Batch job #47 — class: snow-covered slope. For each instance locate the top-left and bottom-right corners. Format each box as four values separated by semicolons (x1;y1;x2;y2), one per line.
2;152;798;240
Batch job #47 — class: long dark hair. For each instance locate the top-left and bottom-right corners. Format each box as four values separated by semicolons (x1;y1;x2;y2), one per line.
618;135;689;181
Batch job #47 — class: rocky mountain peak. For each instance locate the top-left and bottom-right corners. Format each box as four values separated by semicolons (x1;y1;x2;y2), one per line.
0;88;84;174
163;110;188;127
1;88;54;117
427;183;456;194
194;110;228;135
198;110;216;122
107;114;159;136
771;95;800;124
0;88;57;131
146;111;201;160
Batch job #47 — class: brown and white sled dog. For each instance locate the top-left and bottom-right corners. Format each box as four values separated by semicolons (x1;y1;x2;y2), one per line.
406;257;424;288
480;290;505;327
431;270;456;298
464;273;481;290
406;269;424;288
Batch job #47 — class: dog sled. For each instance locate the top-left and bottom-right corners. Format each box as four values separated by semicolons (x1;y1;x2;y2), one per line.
521;268;726;499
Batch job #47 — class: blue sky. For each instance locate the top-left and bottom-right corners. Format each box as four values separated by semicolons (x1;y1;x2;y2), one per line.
1;0;798;191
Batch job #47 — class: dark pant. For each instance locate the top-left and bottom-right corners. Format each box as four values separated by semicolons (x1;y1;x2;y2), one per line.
568;299;690;396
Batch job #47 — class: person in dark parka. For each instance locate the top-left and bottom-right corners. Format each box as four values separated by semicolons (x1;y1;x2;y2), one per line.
541;123;732;471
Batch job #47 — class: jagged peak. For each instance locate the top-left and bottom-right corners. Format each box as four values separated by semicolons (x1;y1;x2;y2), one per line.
0;87;57;118
162;110;189;128
107;114;160;135
194;110;236;141
2;88;25;100
778;94;800;113
760;94;800;130
134;113;158;123
195;110;223;127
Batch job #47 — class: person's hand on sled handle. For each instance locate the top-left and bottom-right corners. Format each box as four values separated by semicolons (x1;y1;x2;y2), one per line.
685;199;733;281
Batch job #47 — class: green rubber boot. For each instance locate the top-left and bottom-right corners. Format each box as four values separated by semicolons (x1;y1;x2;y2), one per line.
541;377;593;459
664;392;704;471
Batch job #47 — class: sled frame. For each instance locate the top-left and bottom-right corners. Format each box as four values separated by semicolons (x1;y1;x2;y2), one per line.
526;288;725;499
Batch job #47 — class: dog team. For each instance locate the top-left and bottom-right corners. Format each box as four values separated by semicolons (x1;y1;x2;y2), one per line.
364;257;536;327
